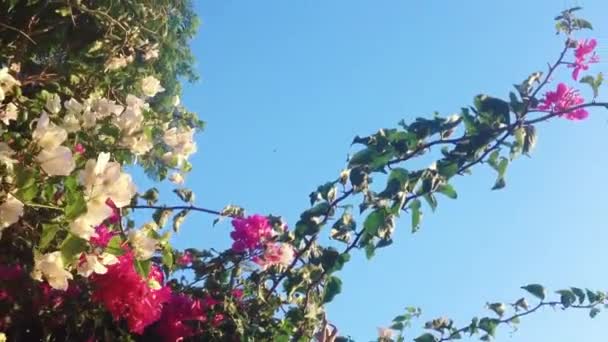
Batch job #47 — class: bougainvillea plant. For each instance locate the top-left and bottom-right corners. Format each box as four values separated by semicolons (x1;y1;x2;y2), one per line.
0;2;606;341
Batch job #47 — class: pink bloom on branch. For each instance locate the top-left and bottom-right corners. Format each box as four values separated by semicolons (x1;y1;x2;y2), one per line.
90;224;114;248
231;288;244;299
230;215;274;253
569;38;599;80
74;143;86;154
211;313;225;327
155;293;206;342
91;251;171;334
537;83;589;120
105;198;120;224
254;243;295;270
176;251;193;266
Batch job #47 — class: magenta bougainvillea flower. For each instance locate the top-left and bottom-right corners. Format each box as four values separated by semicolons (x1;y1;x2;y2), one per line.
569;38;599;80
229;215;275;253
538;83;588;120
156;293;206;342
91;251;171;334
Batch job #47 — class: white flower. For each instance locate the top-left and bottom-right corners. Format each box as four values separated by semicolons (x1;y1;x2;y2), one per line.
113;107;143;136
121;134;152;155
36;146;75;176
140;76;165;97
0;143;16;169
0;194;23;232
82;109;97;128
1;103;17;125
162;126;197;165
143;46;160;61
91;98;124;118
128;229;157;260
377;327;393;340
32;251;73;291
0;67;20;101
168;172;184;185
33;113;68;150
45;94;61;114
70;216;98;240
76;252;118;277
79;153;137;208
64;98;84;115
172;95;180;107
104;55;132;71
62;114;81;133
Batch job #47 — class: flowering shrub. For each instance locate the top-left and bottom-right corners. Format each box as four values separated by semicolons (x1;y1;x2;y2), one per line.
0;2;607;342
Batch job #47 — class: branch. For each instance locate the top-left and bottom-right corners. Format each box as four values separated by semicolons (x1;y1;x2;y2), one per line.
129;204;226;217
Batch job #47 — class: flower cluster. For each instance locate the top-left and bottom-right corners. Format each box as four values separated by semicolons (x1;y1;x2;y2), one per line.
91;251;171;334
569;38;599;80
156;293;206;341
538;83;589;120
230;215;275;253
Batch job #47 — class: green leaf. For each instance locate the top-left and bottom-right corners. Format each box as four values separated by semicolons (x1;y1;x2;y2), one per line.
141;188;159;205
586;289;600;303
64;191;87;220
590;308;601;318
363;209;387;236
14;165;37;189
523;125;537;155
573;18;593;30
390;322;405;330
580;73;603;98
410;199;422;233
571;287;586;304
478;318;499;337
172;209;189;233
556;289;576;308
437;184;457;199
521;284;546;300
134;259;152;278
364;243;376;260
105;236;125;256
162;248;174;268
39;224;60;250
173;188;195;203
414;333;438;342
323;276;342;303
60;234;88;264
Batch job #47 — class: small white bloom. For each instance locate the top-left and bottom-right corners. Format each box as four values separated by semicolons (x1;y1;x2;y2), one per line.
79;153;137;209
140;76;165;97
36;146;75;176
168;172;184;185
45;94;61;114
81;109;97;129
163;126;197;165
0;67;20;99
32;251;73;291
377;327;393;340
113;107;143;136
33;113;68;150
1;103;17;125
128;229;157;260
64;98;84;115
70;216;97;240
0;194;24;231
76;252;118;277
143;46;160;61
91;98;124;118
104;55;131;71
121;134;152;155
62;114;81;133
0;143;16;169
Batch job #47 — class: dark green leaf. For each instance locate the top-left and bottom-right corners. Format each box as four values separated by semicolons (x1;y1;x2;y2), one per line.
410;199;422;233
414;333;438;342
521;284;546;300
323;276;342;303
556;289;576;308
134;259;152;278
590;308;601;318
571;287;586;304
105;236;125;256
437;184;457;199
173;188;195;203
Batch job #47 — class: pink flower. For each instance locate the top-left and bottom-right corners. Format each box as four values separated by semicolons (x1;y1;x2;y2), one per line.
253;243;295;270
155;293;206;342
230;215;274;253
211;313;225;327
176;251;193;266
537;83;589;120
74;143;86;154
231;289;244;299
0;264;23;281
569;39;599;80
91;251;171;334
90;224;115;248
201;295;221;309
105;198;120;224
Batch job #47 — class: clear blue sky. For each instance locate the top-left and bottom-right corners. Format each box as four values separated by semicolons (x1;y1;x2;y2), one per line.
137;1;608;340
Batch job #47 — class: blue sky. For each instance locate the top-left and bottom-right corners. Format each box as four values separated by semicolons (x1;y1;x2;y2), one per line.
139;1;608;340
